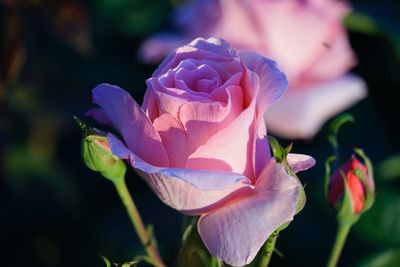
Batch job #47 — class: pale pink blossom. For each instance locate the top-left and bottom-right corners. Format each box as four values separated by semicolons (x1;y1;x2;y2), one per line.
90;38;315;266
139;0;367;139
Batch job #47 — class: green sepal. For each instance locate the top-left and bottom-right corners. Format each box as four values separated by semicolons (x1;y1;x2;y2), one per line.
354;148;374;186
268;135;285;163
284;142;293;155
337;172;360;225
324;155;337;198
100;254;112;267
327;113;354;149
353;148;375;213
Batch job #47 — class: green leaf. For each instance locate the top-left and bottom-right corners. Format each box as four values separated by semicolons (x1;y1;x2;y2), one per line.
357;248;400;267
355;188;400;246
327;113;354;149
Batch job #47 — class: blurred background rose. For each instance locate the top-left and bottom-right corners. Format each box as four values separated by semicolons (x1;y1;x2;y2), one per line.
140;0;368;140
1;0;400;266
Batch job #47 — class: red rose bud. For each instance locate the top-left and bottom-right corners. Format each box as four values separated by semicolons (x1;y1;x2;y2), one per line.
328;155;375;215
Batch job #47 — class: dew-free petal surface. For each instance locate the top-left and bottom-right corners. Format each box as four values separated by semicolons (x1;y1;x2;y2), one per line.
287;153;316;173
265;75;367;139
108;134;254;214
198;161;301;266
92;84;169;167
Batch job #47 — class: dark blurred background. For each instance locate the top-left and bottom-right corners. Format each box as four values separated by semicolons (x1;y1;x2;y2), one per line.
1;0;400;266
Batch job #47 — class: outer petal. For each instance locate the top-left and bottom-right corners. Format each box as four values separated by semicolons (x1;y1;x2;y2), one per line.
198;160;301;267
179;84;243;155
92;84;169;167
240;52;288;114
108;134;254;214
186;96;256;178
251;0;352;82
264;75;367;139
153;114;189;168
138;33;188;64
240;52;288;177
287;153;316;173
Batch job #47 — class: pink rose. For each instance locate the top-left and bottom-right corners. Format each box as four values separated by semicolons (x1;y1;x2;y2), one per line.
140;0;367;139
89;38;315;266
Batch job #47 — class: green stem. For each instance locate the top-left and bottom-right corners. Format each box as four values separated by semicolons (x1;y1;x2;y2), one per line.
326;223;352;267
114;178;165;267
258;231;279;267
210;256;223;267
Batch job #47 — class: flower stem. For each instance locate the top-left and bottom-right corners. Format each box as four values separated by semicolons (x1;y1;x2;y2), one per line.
114;178;165;267
326;223;352;267
258;231;279;267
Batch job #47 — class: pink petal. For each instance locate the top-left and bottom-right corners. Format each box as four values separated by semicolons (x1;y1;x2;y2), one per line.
86;107;111;125
108;134;254;214
240;52;288;177
265;75;367;139
304;28;356;81
287;153;316;173
138;33;188;64
240;52;288;113
153;114;189;168
92;84;169;167
198;160;301;267
187;53;288;178
179;84;243;155
251;0;351;83
186;97;256;178
153;38;239;78
213;0;263;53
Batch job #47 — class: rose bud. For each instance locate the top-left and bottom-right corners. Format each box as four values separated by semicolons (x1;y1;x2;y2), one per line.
328;154;375;219
81;126;127;181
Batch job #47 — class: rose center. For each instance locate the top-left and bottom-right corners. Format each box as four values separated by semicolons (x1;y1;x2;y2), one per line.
175;63;222;94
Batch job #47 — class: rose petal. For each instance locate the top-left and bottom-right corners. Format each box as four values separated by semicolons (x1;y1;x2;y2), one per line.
287;153;316;173
240;52;288;177
251;0;352;82
305;28;356;81
213;0;264;53
108;134;254;214
138;32;188;64
153;38;240;77
92;84;169;167
179;84;243;155
265;75;367;139
198;160;301;267
86;107;111;125
240;51;288;113
153;114;189;168
186;96;256;177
